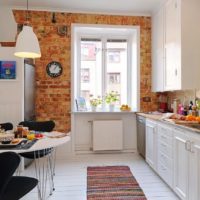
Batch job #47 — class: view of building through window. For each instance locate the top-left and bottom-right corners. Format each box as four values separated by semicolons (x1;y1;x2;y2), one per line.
80;38;128;106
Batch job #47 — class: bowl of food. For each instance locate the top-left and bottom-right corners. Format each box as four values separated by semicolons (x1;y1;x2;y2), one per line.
0;132;15;144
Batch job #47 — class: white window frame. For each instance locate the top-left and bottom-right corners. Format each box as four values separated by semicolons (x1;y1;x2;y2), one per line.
71;24;140;112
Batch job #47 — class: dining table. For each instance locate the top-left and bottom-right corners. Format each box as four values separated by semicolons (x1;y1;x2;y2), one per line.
0;131;71;200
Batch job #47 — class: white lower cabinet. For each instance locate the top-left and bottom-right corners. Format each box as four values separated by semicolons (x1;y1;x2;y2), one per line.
173;128;200;200
145;120;200;200
173;129;189;200
187;135;200;200
157;123;173;188
146;119;157;170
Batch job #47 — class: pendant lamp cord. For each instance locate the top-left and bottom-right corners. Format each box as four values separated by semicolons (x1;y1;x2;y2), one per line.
25;0;29;23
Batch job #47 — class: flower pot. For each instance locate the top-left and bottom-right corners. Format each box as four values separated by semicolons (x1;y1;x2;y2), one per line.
91;106;97;112
109;104;115;111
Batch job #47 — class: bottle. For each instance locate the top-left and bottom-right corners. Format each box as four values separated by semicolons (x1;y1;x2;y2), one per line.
178;103;183;115
188;101;193;115
173;99;178;114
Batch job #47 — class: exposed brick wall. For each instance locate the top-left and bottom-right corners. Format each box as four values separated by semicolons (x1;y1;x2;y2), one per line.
13;10;158;131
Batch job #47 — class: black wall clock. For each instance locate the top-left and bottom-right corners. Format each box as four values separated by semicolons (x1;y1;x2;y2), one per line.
46;61;63;77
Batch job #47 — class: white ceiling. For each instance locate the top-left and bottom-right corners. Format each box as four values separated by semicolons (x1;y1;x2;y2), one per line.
0;0;165;16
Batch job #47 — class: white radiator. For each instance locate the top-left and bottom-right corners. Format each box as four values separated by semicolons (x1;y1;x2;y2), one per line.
93;120;123;151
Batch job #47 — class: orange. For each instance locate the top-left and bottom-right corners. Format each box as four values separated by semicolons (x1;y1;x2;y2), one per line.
196;116;200;122
186;115;196;121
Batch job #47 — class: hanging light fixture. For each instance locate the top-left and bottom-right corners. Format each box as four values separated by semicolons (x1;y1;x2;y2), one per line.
14;0;41;58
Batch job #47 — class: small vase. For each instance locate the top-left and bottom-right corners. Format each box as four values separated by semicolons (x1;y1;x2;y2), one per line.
109;104;115;111
91;106;97;112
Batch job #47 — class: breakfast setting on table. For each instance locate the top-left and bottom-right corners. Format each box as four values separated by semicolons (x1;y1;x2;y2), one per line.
0;122;70;151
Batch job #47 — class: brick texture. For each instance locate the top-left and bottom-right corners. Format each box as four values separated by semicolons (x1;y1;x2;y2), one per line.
12;10;158;131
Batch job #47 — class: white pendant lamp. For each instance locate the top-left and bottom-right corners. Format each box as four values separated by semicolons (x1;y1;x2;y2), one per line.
14;0;41;58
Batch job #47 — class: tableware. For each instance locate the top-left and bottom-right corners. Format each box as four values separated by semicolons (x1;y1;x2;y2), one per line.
0;133;14;142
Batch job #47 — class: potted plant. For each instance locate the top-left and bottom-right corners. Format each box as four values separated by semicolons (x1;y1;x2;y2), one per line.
104;91;119;111
89;95;102;111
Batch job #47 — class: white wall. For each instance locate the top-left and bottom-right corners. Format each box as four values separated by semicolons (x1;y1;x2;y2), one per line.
0;47;24;126
72;112;137;153
0;7;17;42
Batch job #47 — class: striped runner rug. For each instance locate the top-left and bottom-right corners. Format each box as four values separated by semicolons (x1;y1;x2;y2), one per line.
87;166;147;200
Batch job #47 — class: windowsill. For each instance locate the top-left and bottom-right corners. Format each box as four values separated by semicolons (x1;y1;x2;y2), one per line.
72;108;137;114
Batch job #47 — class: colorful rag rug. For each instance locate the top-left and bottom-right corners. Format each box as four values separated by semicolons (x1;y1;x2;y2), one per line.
87;166;147;200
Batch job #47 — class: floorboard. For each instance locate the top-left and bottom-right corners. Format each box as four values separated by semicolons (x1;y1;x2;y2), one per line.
21;153;180;200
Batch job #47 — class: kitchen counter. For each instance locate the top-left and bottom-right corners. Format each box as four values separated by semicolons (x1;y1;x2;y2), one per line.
137;112;200;134
136;112;169;121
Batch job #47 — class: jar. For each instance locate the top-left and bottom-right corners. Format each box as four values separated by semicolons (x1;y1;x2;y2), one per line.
22;127;29;138
15;125;23;138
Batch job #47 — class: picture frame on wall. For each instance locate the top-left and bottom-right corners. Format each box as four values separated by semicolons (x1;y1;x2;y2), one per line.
0;61;16;79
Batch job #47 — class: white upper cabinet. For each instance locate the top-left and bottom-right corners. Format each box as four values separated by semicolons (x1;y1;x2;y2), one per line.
152;0;200;92
152;6;165;92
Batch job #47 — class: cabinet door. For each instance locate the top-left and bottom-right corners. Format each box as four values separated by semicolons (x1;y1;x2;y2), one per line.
146;120;157;170
173;129;189;200
164;0;181;90
188;140;200;200
152;7;164;92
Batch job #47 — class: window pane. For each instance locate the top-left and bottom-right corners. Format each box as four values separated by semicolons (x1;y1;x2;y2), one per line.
80;39;102;102
106;40;128;105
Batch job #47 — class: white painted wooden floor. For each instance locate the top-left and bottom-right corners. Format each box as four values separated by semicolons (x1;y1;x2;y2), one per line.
21;153;179;200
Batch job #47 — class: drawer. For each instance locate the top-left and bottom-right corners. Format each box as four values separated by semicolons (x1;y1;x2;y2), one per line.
158;161;173;187
158;141;173;158
158;125;173;145
158;133;173;146
158;151;172;170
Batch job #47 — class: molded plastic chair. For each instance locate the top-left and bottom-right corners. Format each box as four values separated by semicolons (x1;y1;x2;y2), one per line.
0;152;38;200
0;123;13;131
19;120;56;195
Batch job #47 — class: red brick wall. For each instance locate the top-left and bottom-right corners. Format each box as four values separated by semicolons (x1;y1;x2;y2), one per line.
12;10;158;131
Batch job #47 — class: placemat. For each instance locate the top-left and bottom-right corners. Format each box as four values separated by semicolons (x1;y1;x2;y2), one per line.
0;139;38;150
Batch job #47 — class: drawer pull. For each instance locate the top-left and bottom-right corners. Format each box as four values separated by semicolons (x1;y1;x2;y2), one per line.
161;135;167;139
161;143;167;147
185;140;191;151
161;165;167;171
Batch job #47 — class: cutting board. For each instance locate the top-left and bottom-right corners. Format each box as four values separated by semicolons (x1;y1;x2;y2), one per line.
164;118;199;125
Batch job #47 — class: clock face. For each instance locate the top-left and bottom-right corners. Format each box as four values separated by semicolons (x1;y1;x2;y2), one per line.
46;61;62;78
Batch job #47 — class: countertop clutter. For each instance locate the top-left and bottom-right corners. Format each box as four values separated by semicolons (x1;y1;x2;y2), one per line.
137;112;200;134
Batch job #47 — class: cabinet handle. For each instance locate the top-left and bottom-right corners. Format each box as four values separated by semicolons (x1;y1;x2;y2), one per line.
175;2;177;8
190;141;195;153
161;165;167;171
175;69;178;76
185;140;191;151
161;135;167;140
161;143;167;147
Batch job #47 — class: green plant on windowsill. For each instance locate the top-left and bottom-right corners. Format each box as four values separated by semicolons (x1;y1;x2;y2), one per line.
89;95;102;107
104;91;119;105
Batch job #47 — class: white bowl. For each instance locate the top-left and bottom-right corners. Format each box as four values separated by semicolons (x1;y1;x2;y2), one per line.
0;133;15;142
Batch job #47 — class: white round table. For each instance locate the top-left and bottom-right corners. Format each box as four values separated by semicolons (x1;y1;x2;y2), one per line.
0;133;71;200
0;134;70;153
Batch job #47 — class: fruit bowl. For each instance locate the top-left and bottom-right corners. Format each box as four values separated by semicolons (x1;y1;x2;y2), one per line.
120;104;131;111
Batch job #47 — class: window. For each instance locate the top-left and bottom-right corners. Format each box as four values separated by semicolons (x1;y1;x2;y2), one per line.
108;51;120;63
81;68;90;83
73;25;139;111
108;73;120;84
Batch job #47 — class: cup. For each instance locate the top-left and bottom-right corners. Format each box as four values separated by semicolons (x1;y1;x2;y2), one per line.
15;125;23;138
22;127;29;138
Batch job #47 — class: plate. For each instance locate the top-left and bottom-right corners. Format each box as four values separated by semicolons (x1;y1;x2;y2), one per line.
44;131;68;138
0;139;27;148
